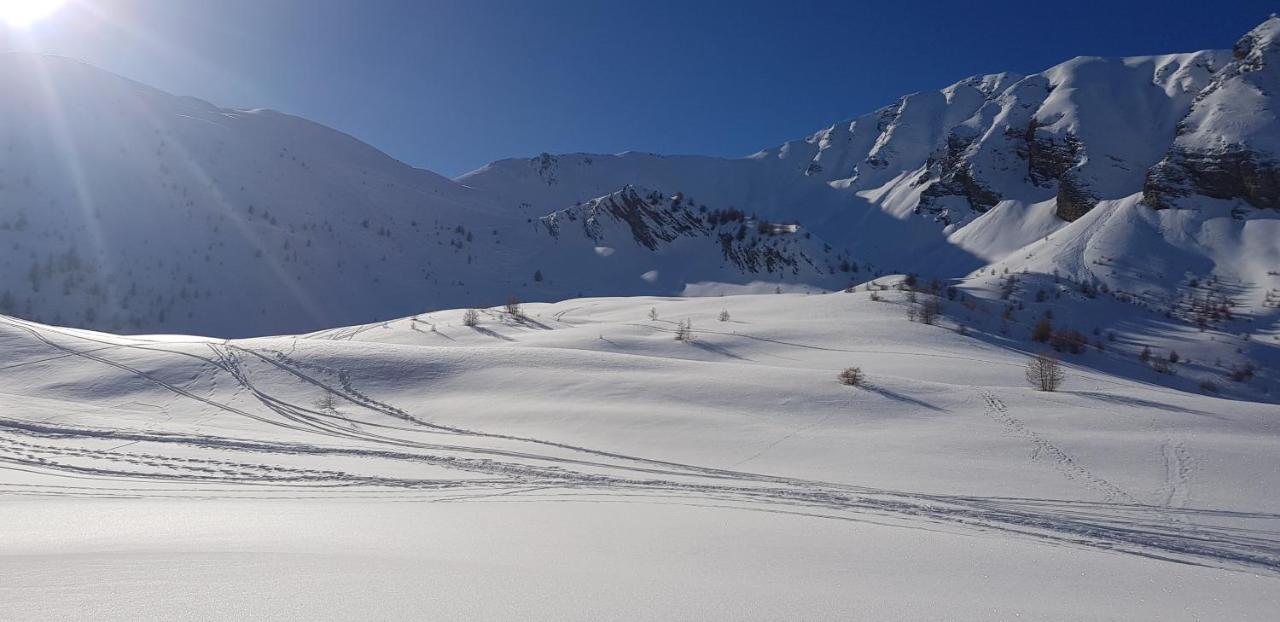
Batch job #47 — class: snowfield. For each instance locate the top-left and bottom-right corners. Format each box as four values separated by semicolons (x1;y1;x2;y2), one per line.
2;290;1277;620
2;14;1279;622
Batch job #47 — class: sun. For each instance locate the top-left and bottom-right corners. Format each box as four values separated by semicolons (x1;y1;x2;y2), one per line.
0;0;67;28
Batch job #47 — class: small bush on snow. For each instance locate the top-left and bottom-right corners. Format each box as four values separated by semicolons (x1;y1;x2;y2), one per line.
838;367;864;387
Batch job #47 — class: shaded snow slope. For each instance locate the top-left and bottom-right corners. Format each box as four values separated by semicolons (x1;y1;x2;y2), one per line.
1;292;1278;619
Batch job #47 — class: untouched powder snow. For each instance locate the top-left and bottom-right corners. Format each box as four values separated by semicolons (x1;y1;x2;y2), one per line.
1;290;1278;620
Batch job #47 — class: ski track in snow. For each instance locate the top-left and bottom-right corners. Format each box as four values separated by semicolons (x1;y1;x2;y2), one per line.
1;316;1277;575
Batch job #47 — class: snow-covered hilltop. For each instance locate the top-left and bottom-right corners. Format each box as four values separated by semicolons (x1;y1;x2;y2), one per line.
1;18;1278;341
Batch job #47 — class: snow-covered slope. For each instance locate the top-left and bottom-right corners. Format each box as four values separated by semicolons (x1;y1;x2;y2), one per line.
2;291;1278;619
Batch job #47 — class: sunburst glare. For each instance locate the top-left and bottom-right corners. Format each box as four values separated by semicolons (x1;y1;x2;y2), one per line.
0;0;66;28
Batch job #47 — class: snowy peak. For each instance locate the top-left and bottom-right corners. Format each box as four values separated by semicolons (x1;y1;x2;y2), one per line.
1144;17;1280;210
1234;14;1280;68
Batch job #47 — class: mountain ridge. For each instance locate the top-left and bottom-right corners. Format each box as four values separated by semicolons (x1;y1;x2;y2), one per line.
0;18;1276;345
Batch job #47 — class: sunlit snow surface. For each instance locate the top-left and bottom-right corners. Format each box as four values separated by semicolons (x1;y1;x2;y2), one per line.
2;291;1278;620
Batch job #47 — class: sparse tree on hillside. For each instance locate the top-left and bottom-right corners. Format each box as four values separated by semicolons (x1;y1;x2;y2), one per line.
1025;352;1065;392
719;309;730;322
648;307;659;321
675;319;693;342
462;309;479;327
505;295;522;318
917;298;941;325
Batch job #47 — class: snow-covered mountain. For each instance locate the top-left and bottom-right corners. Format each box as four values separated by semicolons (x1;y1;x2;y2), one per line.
0;55;840;336
460;17;1280;355
1;17;1278;341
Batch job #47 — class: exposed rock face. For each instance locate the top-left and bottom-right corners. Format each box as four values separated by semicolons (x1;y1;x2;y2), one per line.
1025;122;1083;189
916;133;1002;223
1145;150;1280;210
539;186;843;275
541;187;703;251
1020;120;1097;221
1143;17;1280;210
1054;171;1098;221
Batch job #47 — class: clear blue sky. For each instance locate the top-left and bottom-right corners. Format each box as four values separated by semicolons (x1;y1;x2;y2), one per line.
4;0;1275;177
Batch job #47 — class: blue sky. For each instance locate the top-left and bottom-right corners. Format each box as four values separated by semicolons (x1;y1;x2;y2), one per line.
4;0;1276;176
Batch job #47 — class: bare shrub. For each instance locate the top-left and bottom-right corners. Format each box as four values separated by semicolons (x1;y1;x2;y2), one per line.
648;307;659;321
1228;362;1256;383
838;367;864;387
1031;318;1053;343
1025;352;1065;392
462;309;479;326
718;309;731;322
504;295;522;317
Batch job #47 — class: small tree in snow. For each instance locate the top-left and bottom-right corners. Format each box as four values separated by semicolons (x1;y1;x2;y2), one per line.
674;319;693;342
462;309;480;326
719;309;731;322
314;393;338;414
838;367;865;387
1025;352;1065;392
505;295;522;317
648;307;659;321
916;298;941;325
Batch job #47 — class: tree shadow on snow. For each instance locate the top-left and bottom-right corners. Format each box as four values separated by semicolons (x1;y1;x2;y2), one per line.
470;326;516;342
863;384;947;413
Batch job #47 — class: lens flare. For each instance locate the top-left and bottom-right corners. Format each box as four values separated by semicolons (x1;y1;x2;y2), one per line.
0;0;67;28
